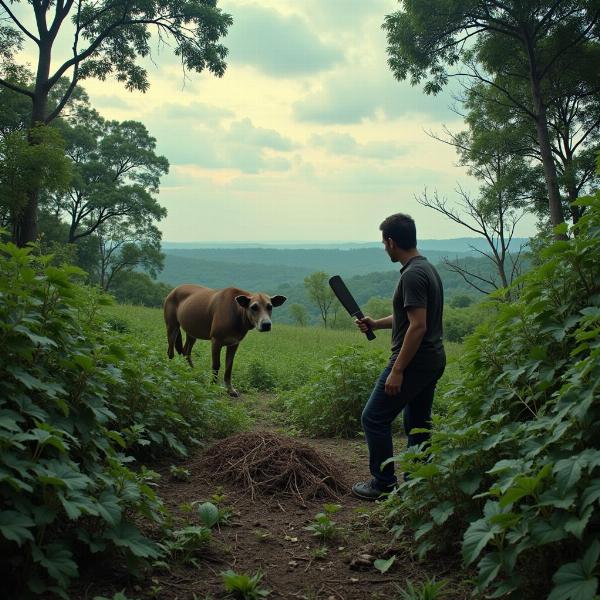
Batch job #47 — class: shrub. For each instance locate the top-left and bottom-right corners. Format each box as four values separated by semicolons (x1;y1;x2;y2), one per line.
443;302;490;343
282;345;385;437
382;196;600;598
0;241;248;597
108;335;249;458
0;242;164;597
243;358;278;392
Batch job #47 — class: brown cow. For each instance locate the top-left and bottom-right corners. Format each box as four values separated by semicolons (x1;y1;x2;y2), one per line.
163;284;287;396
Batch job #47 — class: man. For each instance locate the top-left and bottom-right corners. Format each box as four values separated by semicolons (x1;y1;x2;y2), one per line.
353;213;446;500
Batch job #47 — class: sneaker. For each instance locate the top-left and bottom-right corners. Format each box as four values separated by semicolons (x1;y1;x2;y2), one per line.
351;480;394;501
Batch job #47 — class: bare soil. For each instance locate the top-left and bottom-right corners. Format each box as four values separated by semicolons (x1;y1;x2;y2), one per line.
72;395;473;600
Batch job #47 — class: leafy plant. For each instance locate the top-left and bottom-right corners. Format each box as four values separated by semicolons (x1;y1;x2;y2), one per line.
0;241;165;597
244;358;278;392
304;504;342;541
221;569;271;599
169;465;191;481
395;577;447;600
283;345;385;436
159;526;211;567
382;195;600;598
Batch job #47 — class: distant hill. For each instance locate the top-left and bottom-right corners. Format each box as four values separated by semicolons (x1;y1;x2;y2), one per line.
156;254;313;292
158;247;474;286
155;240;529;326
162;237;529;254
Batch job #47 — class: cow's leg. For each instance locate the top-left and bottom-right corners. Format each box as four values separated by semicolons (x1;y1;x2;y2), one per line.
164;298;181;359
211;340;222;384
183;335;196;368
167;325;181;359
224;344;240;397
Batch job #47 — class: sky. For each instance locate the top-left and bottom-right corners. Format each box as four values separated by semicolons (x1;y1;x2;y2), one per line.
13;0;537;243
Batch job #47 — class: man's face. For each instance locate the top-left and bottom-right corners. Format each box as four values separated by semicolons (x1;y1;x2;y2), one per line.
382;236;397;262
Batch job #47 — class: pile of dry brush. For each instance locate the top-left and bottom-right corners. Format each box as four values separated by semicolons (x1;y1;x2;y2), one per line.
202;432;348;503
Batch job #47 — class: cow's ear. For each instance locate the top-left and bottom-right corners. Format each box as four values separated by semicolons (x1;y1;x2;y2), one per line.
235;295;251;308
270;295;287;307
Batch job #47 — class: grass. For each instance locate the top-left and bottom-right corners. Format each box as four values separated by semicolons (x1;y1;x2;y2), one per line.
103;303;463;405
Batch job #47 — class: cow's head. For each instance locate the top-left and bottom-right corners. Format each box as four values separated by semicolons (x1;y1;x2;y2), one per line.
235;293;287;331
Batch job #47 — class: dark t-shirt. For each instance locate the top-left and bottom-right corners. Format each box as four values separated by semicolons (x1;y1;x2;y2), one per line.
388;255;445;370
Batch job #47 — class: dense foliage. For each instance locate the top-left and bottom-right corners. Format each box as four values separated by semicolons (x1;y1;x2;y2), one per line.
0;240;246;597
282;345;385;437
384;196;600;598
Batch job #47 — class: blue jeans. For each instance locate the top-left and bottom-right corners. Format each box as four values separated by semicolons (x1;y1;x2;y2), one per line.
361;361;445;490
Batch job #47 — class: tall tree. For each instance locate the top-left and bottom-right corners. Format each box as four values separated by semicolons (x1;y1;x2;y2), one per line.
289;303;308;327
46;109;169;243
94;218;164;291
419;83;538;296
0;0;232;245
0;125;71;231
384;0;600;230
304;271;336;328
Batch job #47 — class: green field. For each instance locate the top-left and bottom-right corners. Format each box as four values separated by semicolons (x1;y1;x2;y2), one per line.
104;303;463;403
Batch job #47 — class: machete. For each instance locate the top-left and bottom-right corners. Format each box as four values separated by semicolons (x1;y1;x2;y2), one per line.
328;275;376;341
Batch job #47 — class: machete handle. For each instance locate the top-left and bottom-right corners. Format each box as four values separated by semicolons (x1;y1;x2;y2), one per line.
353;310;376;341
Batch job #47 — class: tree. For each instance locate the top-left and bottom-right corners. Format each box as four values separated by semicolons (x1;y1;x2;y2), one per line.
0;125;71;233
46;109;169;243
364;296;392;319
418;87;537;296
0;0;232;245
94;218;164;291
304;271;336;328
289;303;308;327
384;1;600;230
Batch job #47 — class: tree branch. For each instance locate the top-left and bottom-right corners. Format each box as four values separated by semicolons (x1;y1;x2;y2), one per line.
0;77;34;98
0;0;39;43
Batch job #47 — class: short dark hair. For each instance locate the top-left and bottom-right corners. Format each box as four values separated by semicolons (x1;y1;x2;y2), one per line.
379;213;417;250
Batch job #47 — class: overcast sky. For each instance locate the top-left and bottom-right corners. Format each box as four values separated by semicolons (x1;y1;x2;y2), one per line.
16;0;538;242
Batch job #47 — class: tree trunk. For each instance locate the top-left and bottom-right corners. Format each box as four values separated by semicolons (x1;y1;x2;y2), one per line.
525;36;565;230
15;43;52;247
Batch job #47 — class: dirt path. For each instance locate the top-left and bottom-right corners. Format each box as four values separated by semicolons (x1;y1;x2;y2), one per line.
73;394;470;600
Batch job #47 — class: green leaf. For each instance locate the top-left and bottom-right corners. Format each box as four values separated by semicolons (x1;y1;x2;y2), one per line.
554;455;587;494
0;510;35;545
582;540;600;577
197;502;219;528
457;473;482;495
13;324;57;348
96;490;122;527
31;543;78;588
548;556;598;600
463;514;501;565
373;555;396;574
103;521;161;558
477;552;502;590
430;501;454;526
564;506;593;540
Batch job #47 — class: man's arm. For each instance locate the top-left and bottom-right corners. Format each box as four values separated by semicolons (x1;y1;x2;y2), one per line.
385;307;427;395
355;314;393;331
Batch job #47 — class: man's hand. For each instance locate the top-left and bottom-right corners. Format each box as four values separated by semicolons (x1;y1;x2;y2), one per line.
385;369;404;396
355;316;376;333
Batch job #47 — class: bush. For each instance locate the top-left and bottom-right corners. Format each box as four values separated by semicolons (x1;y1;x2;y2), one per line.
383;196;600;599
282;345;385;437
242;358;278;392
0;243;164;597
109;270;172;308
0;241;247;597
443;302;490;343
